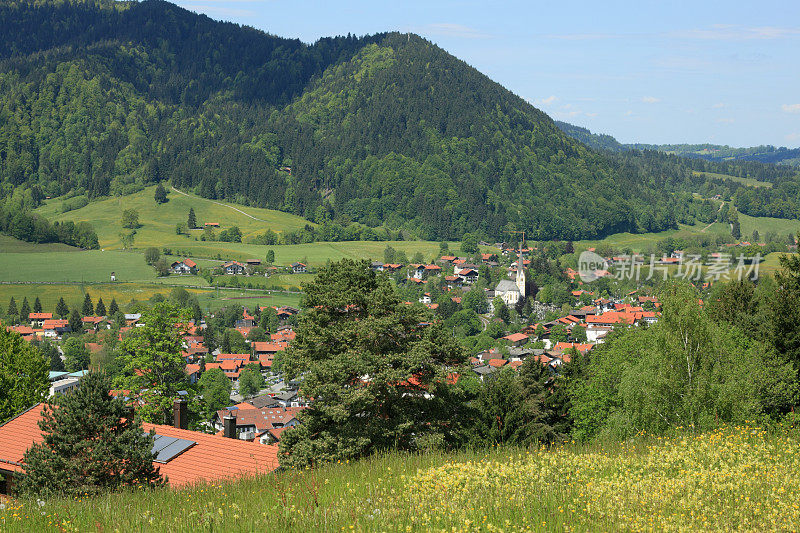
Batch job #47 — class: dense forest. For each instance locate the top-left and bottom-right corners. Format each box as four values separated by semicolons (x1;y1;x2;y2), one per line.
1;0;799;242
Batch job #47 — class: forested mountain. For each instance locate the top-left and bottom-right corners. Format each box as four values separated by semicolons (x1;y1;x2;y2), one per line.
555;121;800;168
1;0;798;242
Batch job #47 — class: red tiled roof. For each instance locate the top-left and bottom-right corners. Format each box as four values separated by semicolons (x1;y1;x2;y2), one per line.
41;319;69;329
183;258;197;268
29;313;52;320
502;332;529;342
488;358;507;368
185;364;201;376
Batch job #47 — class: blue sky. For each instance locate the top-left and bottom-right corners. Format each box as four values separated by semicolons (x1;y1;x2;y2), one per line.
172;0;800;148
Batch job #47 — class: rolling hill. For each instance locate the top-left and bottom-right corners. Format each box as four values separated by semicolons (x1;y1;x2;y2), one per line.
555;120;800;167
1;0;799;245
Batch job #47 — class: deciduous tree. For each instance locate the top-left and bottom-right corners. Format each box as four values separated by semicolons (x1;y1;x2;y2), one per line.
0;328;49;423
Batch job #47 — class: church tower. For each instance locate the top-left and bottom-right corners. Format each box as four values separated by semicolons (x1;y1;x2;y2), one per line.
516;245;526;298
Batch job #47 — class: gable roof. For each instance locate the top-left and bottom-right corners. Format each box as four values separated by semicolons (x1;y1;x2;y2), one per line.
0;404;280;486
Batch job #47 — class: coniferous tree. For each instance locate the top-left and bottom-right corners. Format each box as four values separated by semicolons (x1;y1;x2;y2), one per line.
82;293;94;316
108;298;119;316
19;297;31;323
16;373;163;498
68;308;84;334
95;297;106;316
55;297;69;318
279;259;466;467
187;207;197;229
154;182;168;204
33;296;42;314
7;296;18;318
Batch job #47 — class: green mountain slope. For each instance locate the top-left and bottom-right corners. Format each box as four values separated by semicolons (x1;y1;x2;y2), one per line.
1;0;798;242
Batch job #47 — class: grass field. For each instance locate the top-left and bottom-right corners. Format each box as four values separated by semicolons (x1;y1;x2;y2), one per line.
0;251;154;283
0;235;79;254
35;186;313;250
3;425;799;532
692;170;773;188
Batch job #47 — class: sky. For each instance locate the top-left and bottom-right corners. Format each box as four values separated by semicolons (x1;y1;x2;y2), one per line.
171;0;800;148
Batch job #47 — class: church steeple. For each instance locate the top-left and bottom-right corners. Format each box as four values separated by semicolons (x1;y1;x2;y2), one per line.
516;243;526;298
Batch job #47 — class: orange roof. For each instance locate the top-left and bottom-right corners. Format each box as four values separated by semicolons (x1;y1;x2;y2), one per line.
41;319;69;329
183;258;197;268
488;358;507;368
0;405;279;486
253;342;286;353
502;332;529;342
29;313;52;320
508;360;524;370
185;364;201;375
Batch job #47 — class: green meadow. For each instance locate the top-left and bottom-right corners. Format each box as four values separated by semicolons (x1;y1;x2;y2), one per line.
692;170;773;188
35;185;313;250
3;426;800;532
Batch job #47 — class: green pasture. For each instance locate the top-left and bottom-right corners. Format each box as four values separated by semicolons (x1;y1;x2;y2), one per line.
692;170;773;188
0;235;80;253
35;185;313;250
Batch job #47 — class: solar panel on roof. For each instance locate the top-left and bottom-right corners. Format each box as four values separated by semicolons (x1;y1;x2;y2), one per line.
149;433;196;464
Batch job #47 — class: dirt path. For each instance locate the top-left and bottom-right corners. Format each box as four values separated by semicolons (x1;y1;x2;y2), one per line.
700;201;726;233
171;186;270;223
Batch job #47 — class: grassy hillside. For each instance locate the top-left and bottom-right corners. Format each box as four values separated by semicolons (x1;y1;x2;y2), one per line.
692;170;773;188
36;186;313;250
0;235;80;254
2;426;798;531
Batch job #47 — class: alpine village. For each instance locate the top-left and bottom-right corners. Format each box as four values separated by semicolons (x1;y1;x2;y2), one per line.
1;1;800;531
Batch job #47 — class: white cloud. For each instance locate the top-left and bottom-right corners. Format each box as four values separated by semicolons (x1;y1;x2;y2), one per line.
414;23;489;39
536;95;558;106
624;110;634;117
585;112;598;118
782;104;800;114
785;132;799;142
716;118;735;124
641;96;660;104
712;102;726;109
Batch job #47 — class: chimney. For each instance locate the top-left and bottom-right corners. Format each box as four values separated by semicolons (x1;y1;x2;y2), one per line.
223;414;237;439
173;398;188;430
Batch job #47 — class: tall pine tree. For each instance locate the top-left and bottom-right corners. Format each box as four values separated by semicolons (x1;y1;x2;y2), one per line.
19;297;31;323
55;297;69;318
16;373;163;498
82;293;94;316
33;296;42;313
7;296;18;318
187;207;197;229
95;297;106;316
108;298;119;315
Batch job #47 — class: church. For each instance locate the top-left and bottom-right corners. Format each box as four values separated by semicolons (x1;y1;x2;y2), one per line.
494;256;526;306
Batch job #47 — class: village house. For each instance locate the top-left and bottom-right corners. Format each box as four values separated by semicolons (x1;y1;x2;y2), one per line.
213;405;304;443
290;262;307;273
221;261;246;275
0;401;280;494
28;312;52;328
171;258;197;274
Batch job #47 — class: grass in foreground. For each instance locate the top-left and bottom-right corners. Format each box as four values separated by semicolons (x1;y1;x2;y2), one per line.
2;426;799;532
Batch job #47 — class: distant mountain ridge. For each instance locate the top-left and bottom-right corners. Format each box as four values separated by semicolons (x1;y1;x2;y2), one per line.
1;0;799;243
555;121;800;167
